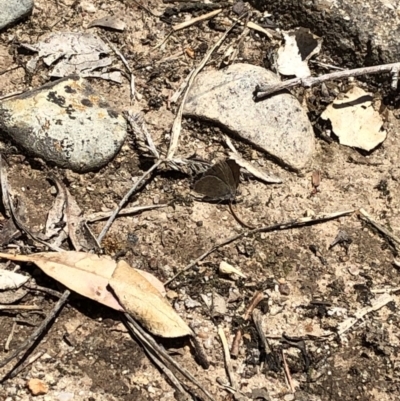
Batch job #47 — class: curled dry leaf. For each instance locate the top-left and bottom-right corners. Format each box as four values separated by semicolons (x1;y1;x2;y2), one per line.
0;251;190;338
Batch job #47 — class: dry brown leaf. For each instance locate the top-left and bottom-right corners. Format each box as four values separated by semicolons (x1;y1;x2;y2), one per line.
0;251;122;311
110;260;192;338
0;251;189;338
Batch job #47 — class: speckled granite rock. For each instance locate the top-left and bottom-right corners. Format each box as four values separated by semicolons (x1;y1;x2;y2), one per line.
0;0;33;30
184;63;314;171
250;0;400;66
0;76;127;172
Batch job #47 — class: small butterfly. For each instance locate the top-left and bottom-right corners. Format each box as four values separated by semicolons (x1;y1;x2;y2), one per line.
193;159;240;202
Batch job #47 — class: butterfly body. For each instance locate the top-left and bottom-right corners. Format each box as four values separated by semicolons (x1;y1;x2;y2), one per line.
193;160;240;202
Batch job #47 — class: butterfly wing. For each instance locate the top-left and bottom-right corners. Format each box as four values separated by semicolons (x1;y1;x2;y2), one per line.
193;159;240;201
194;175;231;200
226;159;240;188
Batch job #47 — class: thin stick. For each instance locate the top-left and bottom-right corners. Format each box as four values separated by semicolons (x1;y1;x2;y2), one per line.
167;13;246;160
24;283;64;298
0;305;41;311
7;351;45;379
371;286;400;294
0;290;70;372
231;291;264;357
5;322;16;351
172;9;222;31
255;62;400;99
164;231;243;285
124;318;190;398
86;204;167;223
358;208;400;251
281;350;295;393
218;326;238;390
103;37;136;103
97;159;162;244
337;293;393;336
165;209;355;284
124;314;216;401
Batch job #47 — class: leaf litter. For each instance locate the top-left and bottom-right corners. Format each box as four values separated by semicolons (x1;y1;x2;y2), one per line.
1;1;400;400
0;251;192;338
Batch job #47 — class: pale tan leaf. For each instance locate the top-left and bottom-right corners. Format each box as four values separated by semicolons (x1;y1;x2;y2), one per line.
321;86;386;151
110;260;192;338
0;251;186;338
135;269;166;296
0;251;123;311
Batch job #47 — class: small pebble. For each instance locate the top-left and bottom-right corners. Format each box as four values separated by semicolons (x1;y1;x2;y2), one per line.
166;290;178;300
184;297;202;309
279;282;290;296
27;378;48;396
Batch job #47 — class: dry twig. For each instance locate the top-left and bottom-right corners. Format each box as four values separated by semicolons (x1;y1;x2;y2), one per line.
104;37;136;103
0;290;70;377
167;13;246;160
281;350;295;393
124;313;215;401
165;209;355;284
0;305;41;311
337;293;393;336
218;327;238;393
255;62;400;99
7;351;45;380
86;204;167;222
4;322;16;352
172;9;222;31
97;159;162;244
231;291;264;357
358;207;400;252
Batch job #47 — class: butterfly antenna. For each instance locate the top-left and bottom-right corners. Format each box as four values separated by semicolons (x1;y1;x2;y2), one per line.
228;201;255;230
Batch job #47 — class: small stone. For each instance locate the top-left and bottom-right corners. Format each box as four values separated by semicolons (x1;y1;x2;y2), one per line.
232;1;245;15
212;292;227;315
0;0;33;31
80;0;97;12
166;290;178;299
283;394;295;401
184;297;202;309
0;76;127;172
56;392;75;401
279;282;290;296
27;378;48;396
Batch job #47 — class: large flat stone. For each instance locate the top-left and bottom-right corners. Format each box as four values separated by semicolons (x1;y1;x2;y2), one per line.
183;63;314;171
0;77;127;172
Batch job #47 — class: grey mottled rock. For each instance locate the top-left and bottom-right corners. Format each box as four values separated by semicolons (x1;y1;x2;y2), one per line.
250;0;400;67
0;0;33;30
0;77;127;172
184;63;314;171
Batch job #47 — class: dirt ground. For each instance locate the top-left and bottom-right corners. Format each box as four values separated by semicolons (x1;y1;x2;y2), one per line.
1;1;400;400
